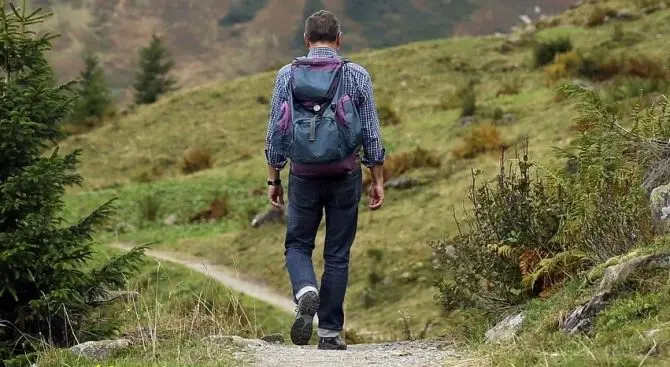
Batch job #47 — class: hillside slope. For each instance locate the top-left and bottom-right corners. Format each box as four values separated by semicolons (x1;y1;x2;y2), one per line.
31;0;573;102
59;0;670;338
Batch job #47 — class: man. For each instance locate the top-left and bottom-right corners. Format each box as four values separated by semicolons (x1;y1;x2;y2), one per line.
264;10;385;350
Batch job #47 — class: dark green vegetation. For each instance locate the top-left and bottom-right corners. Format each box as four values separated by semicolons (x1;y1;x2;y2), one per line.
218;0;269;27
133;34;178;105
66;52;114;132
0;2;146;364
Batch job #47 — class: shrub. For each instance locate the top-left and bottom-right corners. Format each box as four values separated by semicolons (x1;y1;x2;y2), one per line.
451;123;504;159
534;37;573;68
0;4;146;362
432;86;662;315
578;53;668;82
544;51;582;83
137;192;162;227
377;104;402;126
460;84;477;117
585;7;608;27
362;147;442;186
182;148;213;174
133;34;178;105
496;77;522;97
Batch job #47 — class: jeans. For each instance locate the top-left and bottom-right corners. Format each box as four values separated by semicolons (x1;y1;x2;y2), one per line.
284;168;362;332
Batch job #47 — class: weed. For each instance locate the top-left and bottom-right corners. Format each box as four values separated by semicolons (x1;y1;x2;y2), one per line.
460;84;477;118
585;7;608;27
544;51;582;84
496;77;522;97
137;192;162;228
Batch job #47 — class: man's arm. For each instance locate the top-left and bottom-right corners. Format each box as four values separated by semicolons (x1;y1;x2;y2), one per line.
265;67;290;170
357;69;385;210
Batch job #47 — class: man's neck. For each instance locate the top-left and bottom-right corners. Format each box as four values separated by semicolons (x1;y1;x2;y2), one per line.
309;42;338;51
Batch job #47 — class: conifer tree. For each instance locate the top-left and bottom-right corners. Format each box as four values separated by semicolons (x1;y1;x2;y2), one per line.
70;51;113;123
0;2;146;363
133;34;177;105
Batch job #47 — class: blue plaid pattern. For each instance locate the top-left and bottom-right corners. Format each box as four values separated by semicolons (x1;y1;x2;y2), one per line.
265;47;385;169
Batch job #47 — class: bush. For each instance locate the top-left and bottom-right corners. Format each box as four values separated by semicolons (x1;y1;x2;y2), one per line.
182;148;213;174
362;147;442;186
544;51;582;83
460;84;477;117
137;192;162;228
534;37;573;68
496;77;523;97
0;5;146;362
585;7;608;27
377;104;402;126
451;123;504;159
578;53;668;82
432;86;662;315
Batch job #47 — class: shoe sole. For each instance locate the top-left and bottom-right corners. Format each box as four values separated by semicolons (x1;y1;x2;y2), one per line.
290;292;320;346
317;344;348;351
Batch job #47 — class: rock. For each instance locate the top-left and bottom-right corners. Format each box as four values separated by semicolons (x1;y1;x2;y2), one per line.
485;312;524;344
251;207;287;228
562;292;611;334
163;214;178;226
642;6;662;15
563;252;670;334
598;252;670;293
261;333;285;344
203;335;268;348
644;329;661;338
497;113;517;125
650;183;670;233
70;339;132;359
458;116;478;127
614;9;638;20
385;176;423;190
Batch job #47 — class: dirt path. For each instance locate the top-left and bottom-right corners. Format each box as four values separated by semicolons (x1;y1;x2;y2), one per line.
111;243;474;367
110;243;296;314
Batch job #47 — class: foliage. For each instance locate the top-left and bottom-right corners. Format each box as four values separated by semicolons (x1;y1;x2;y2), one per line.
133;34;177;105
459;83;477;117
137;192;162;228
377;104;402;126
68;52;113;128
533;37;573;68
585;6;608;28
544;51;582;83
0;3;146;363
217;0;268;27
578;52;668;82
451;123;504;159
433;85;665;315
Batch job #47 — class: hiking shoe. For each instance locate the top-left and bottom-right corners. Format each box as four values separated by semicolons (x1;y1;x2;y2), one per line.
290;291;319;345
318;335;347;350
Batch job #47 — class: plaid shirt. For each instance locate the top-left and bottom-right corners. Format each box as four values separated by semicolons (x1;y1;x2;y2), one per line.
264;47;385;169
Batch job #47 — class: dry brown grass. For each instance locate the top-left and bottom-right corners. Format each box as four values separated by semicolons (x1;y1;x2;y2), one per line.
362;147;442;186
451;124;505;159
182;148;213;174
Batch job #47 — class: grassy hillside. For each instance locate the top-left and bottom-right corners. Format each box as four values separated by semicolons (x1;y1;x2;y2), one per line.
27;0;572;102
59;0;670;340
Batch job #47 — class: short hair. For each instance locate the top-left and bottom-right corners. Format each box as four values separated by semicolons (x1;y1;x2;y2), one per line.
304;10;341;43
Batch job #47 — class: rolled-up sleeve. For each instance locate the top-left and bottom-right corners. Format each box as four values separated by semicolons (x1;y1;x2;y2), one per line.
265;67;290;169
357;71;385;167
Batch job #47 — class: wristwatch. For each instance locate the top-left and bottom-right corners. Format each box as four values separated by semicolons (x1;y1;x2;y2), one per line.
267;179;282;186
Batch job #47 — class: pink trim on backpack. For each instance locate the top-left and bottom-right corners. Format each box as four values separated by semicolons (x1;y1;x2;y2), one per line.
290;152;360;177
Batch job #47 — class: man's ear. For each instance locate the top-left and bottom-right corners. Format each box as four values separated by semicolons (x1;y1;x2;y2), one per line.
336;32;342;49
304;33;310;49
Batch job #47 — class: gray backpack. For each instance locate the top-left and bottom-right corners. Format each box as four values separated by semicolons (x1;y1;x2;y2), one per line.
270;56;362;176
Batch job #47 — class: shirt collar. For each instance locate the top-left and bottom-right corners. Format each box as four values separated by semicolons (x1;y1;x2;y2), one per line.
307;46;339;59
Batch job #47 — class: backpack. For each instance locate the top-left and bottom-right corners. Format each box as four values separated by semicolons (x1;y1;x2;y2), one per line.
270;56;363;177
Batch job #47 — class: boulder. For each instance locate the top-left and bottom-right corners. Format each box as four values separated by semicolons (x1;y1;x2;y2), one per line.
650;183;670;233
203;335;268;348
163;214;178;226
563;252;670;334
70;339;132;359
458;116;478;127
497;113;518;125
384;176;423;190
251;207;287;228
485;312;524;344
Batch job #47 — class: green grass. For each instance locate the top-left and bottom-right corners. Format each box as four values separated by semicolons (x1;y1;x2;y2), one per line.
58;0;670;342
27;245;292;367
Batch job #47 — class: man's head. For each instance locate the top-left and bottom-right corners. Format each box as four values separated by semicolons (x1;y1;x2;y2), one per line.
304;10;341;49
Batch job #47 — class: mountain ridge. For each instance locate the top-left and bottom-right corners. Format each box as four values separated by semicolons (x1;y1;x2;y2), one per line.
32;0;574;103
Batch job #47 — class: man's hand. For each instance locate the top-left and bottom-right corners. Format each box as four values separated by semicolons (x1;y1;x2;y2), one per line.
368;165;384;210
268;184;284;209
368;182;384;210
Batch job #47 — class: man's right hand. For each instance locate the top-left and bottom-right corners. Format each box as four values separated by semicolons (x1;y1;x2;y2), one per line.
268;184;284;209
